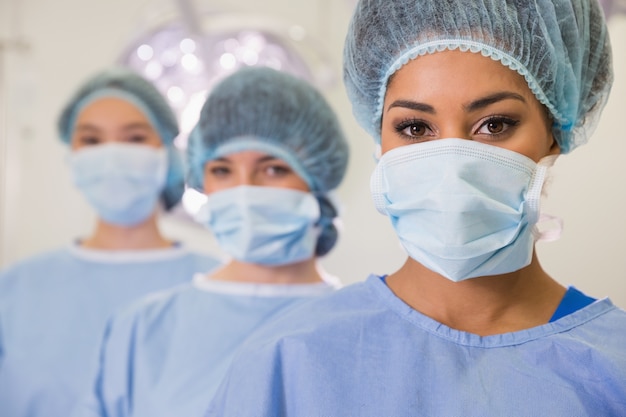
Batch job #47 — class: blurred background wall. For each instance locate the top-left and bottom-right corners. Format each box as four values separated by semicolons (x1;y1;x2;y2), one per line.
1;0;625;307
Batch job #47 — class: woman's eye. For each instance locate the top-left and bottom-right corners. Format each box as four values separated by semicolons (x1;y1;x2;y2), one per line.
264;164;291;177
208;166;230;177
476;117;519;136
78;136;101;146
127;134;148;143
395;120;432;139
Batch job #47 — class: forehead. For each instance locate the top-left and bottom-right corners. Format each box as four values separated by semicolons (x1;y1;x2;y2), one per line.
209;150;284;163
76;97;150;125
385;50;535;104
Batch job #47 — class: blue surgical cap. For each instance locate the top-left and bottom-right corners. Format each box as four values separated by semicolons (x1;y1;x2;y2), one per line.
343;0;613;154
188;67;349;256
57;67;184;210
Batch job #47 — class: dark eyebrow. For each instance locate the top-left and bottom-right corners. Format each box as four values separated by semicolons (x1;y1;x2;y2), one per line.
209;155;282;164
258;155;281;163
121;122;153;131
464;92;526;112
74;124;101;132
387;100;436;114
386;92;527;115
74;122;153;132
209;157;232;163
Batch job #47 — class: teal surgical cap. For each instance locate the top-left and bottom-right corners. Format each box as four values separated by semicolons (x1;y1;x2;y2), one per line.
57;67;184;210
188;67;349;256
343;0;613;154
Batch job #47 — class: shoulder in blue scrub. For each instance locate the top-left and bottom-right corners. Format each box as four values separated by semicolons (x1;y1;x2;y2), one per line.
0;244;220;417
204;275;626;417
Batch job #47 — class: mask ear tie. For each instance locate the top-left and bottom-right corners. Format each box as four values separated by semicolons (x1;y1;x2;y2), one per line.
533;213;563;242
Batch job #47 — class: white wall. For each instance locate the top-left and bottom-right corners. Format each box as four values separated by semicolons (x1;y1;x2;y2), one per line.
1;0;624;308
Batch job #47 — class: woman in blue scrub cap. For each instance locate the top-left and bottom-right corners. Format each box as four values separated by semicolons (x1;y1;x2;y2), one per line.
0;68;220;417
71;67;349;417
204;1;626;416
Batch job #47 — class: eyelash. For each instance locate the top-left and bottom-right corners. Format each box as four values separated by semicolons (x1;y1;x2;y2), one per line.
394;118;432;140
127;134;147;143
208;166;230;177
263;164;292;177
476;116;520;138
78;136;101;145
393;116;520;140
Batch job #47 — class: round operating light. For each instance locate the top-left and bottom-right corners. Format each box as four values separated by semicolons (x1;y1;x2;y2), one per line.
118;12;335;219
119;15;326;144
599;0;626;19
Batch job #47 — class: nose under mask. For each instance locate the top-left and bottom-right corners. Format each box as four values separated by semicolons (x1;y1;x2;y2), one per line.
195;185;321;266
370;138;558;281
68;143;168;226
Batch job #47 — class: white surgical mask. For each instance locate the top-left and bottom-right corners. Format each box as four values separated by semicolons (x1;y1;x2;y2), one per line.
68;143;168;226
371;138;558;282
195;185;320;266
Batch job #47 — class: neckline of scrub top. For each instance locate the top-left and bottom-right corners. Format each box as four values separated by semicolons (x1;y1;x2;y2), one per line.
549;286;597;322
67;242;188;263
367;274;617;348
192;273;337;298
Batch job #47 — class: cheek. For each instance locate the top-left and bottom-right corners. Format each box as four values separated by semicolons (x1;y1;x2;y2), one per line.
288;180;310;192
203;181;228;195
520;122;557;162
275;176;310;192
202;172;231;194
379;116;397;154
518;104;557;161
380;138;399;154
201;180;214;195
504;132;555;162
147;141;163;149
148;134;164;148
380;123;407;154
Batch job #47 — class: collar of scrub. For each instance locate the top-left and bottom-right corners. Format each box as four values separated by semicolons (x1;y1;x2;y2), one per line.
367;274;617;348
192;273;337;298
68;242;187;263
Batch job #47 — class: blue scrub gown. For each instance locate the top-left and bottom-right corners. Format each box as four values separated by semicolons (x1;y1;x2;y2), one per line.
205;275;626;417
0;244;220;417
72;275;338;417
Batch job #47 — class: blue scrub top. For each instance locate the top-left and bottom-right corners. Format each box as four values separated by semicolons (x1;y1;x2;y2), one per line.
205;275;626;417
0;244;220;417
72;274;339;417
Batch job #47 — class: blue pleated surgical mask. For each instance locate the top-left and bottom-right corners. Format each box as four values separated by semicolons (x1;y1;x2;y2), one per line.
68;143;168;226
371;138;558;282
195;185;321;266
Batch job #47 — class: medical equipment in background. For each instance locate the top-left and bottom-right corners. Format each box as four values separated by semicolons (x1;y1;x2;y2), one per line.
118;0;337;217
599;0;626;18
119;0;336;139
